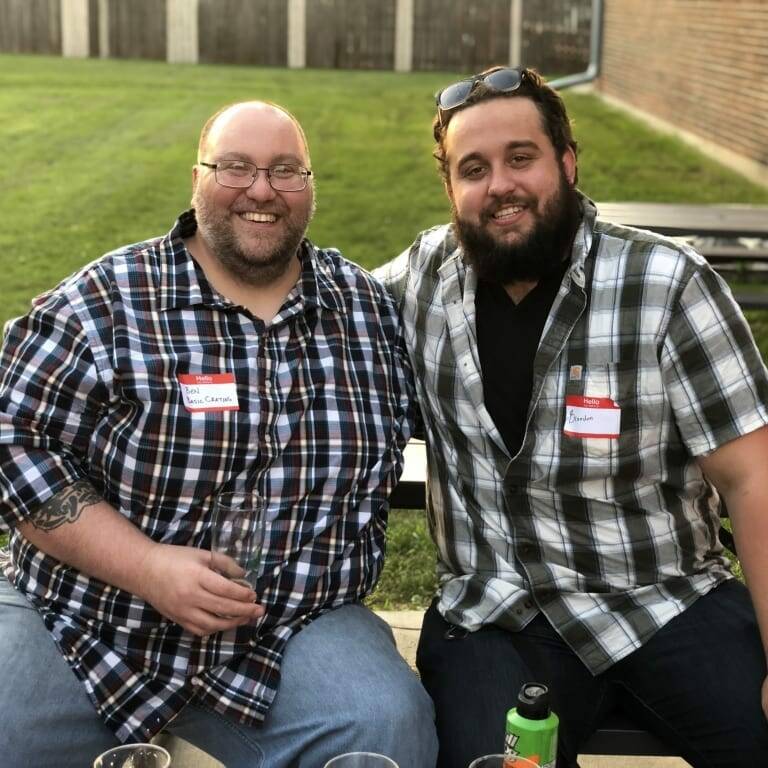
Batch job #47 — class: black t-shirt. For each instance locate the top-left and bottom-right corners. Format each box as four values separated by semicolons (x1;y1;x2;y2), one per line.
475;265;567;456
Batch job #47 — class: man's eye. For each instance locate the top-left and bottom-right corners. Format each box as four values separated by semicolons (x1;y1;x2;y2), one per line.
462;165;487;179
509;155;531;166
220;162;251;176
270;164;299;179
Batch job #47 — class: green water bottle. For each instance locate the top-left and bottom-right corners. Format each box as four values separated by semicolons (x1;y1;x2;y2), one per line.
504;682;559;768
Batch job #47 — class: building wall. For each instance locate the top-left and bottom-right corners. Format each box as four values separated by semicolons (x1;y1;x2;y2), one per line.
598;0;768;173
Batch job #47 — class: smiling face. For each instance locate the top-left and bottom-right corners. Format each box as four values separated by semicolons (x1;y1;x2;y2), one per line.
444;96;580;283
191;103;315;286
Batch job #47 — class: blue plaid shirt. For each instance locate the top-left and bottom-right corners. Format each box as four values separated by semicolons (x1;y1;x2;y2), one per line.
0;210;413;742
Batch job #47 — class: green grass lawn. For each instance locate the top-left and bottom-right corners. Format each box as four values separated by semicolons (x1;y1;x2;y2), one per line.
1;54;766;606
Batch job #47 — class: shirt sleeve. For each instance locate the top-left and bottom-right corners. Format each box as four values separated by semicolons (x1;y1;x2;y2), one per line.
660;263;768;456
0;291;107;527
372;246;413;308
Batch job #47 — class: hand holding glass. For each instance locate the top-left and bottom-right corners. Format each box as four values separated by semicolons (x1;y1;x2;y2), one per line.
210;490;265;589
93;743;171;768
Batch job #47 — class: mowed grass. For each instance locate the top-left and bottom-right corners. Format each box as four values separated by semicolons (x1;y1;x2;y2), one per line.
1;54;767;606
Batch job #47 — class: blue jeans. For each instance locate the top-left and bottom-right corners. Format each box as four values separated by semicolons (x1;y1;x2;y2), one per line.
416;580;768;768
0;578;437;768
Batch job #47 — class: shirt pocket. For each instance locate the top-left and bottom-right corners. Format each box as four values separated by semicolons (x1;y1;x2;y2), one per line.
562;359;664;462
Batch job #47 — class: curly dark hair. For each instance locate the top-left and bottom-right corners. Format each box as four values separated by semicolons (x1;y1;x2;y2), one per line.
432;66;578;184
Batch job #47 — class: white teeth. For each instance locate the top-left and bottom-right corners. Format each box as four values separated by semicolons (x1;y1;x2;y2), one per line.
493;205;523;219
494;205;524;219
240;212;276;223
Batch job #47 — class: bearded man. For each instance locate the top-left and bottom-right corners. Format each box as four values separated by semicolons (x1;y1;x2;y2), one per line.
0;101;437;768
375;68;768;768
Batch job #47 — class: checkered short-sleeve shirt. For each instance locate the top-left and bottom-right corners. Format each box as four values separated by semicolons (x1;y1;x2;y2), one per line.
375;194;768;673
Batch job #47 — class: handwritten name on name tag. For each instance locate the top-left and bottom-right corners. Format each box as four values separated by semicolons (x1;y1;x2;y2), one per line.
179;373;239;413
563;395;620;438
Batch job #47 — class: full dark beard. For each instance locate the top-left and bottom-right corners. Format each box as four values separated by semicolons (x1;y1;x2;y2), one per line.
193;195;311;286
454;174;581;284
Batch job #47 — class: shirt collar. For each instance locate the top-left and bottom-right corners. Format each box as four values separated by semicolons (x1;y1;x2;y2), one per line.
155;210;345;316
569;192;598;270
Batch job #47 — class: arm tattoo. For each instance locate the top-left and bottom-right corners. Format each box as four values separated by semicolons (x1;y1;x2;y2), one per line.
29;481;102;531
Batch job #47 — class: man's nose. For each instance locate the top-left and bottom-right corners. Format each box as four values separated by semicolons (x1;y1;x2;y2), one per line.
486;165;518;198
244;171;277;200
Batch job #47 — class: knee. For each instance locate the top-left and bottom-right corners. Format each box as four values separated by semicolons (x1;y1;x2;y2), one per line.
342;674;438;765
377;674;436;741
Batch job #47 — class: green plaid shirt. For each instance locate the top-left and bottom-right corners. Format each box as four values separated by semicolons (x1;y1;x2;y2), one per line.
376;195;768;673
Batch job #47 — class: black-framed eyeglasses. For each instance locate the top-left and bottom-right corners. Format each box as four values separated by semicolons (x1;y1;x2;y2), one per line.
199;160;312;192
435;68;524;125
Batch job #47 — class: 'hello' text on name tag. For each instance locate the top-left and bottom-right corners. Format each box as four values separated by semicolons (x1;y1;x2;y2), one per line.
563;395;620;438
179;373;239;413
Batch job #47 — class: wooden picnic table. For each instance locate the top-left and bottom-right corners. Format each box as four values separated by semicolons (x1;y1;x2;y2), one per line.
595;201;768;239
600;201;768;309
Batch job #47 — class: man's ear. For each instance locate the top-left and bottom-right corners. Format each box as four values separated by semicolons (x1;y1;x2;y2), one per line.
561;147;577;186
444;176;453;203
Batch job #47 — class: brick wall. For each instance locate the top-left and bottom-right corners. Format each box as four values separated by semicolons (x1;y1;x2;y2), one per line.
598;0;768;171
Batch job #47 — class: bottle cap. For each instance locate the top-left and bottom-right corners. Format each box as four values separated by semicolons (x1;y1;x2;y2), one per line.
516;682;551;719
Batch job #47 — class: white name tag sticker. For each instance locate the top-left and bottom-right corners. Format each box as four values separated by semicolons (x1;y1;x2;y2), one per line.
563;395;620;438
179;373;239;413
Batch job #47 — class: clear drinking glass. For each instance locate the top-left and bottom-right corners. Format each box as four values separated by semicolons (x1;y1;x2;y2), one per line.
93;743;171;768
467;756;540;768
210;489;266;589
323;753;399;768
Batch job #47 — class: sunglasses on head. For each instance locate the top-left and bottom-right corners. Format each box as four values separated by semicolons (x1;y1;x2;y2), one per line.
435;68;524;125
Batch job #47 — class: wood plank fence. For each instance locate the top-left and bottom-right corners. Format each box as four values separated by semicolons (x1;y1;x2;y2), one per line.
0;0;61;55
0;0;592;74
199;0;287;66
412;0;512;73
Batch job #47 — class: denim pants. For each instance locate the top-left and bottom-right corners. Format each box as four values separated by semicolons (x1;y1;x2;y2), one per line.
0;577;438;768
416;579;768;768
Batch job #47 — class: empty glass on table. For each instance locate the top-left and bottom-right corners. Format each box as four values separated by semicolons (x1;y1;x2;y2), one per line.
93;743;171;768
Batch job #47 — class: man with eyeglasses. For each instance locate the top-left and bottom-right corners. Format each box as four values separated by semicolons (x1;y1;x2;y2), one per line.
0;101;437;768
376;67;768;767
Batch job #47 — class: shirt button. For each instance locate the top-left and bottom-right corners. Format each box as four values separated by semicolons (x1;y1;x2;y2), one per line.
508;484;519;494
524;600;533;609
444;624;469;640
249;639;257;648
191;676;201;686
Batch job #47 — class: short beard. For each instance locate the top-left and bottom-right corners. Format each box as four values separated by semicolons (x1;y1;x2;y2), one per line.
192;193;314;286
453;172;581;284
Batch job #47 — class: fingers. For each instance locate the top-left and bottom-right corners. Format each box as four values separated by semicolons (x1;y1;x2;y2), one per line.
169;593;264;636
177;570;265;636
181;609;256;637
210;551;247;580
201;565;258;601
198;591;265;621
140;543;267;636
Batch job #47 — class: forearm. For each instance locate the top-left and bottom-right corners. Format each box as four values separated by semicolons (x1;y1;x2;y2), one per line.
697;427;768;662
728;497;768;663
17;480;264;634
17;480;157;598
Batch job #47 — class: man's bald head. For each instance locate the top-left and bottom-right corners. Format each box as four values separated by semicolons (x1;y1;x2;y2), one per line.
197;101;311;167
